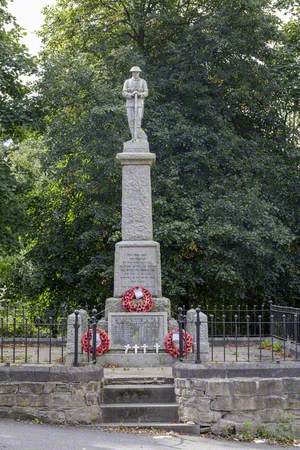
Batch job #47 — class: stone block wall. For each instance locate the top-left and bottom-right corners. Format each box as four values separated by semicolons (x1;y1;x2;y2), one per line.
174;362;300;438
0;365;103;424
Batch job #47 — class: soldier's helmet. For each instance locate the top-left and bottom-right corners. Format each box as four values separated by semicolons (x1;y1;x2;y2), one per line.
130;66;142;72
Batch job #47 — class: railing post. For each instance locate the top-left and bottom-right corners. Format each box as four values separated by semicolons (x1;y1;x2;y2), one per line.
0;317;3;364
73;310;80;367
210;314;214;361
37;316;41;364
246;314;250;362
294;314;298;360
283;314;286;361
13;316;16;364
258;315;262;361
178;307;184;361
270;314;274;362
269;300;273;335
222;314;226;362
261;302;265;336
24;318;28;364
49;316;53;364
234;314;238;362
253;305;257;336
92;309;97;364
195;307;201;364
182;305;186;330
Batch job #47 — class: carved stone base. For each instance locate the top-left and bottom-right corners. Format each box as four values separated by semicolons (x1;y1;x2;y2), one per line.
104;297;171;319
123;139;149;153
113;240;162;297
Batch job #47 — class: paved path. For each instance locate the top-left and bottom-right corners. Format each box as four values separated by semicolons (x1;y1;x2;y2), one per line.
0;420;295;450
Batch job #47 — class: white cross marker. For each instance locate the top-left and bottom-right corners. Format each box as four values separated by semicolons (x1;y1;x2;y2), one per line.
142;344;148;354
124;344;131;354
133;345;139;354
154;343;160;354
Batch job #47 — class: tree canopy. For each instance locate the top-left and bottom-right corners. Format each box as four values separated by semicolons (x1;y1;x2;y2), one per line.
0;0;35;140
0;0;299;312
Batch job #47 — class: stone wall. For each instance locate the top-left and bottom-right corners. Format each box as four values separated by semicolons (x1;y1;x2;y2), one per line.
0;365;103;424
174;362;300;438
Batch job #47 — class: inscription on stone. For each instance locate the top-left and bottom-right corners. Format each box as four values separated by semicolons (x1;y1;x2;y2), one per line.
108;312;167;348
114;243;162;296
119;252;156;291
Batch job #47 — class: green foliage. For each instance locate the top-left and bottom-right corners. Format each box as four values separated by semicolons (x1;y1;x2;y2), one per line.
239;417;295;444
0;0;35;140
260;339;283;352
3;0;300;312
0;1;37;295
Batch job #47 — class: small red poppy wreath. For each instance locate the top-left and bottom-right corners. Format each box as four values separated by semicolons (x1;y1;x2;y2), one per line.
81;327;110;355
164;329;193;358
122;286;154;312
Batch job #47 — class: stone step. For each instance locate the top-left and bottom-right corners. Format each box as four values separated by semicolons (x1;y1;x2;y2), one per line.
101;403;179;423
97;422;202;435
103;384;175;404
104;377;174;385
95;353;176;368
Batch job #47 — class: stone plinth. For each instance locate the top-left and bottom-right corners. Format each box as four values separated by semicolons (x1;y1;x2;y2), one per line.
104;297;171;319
108;312;168;349
123;139;149;153
114;240;162;297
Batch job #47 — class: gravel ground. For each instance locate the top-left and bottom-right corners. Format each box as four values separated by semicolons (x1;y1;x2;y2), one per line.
0;341;294;365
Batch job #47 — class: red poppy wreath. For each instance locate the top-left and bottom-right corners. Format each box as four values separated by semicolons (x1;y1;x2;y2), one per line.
122;286;154;312
81;327;110;355
164;329;193;358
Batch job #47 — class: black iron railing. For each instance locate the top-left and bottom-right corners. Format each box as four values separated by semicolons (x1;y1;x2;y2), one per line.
1;302;298;366
270;303;300;344
0;305;68;365
177;305;300;364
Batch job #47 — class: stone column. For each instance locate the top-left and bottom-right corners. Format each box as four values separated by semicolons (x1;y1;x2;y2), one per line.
118;152;155;241
186;308;209;361
66;309;88;365
113;140;162;297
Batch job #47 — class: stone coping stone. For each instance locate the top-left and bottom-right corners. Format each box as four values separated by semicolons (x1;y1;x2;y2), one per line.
0;364;103;382
173;362;300;379
116;152;156;165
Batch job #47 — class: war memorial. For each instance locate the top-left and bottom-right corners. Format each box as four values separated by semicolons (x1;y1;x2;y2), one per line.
0;67;299;440
67;65;209;367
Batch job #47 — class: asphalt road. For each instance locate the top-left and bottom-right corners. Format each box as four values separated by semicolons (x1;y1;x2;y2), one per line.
0;420;295;450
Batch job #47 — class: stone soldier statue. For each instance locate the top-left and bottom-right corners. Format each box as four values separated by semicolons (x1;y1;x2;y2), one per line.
122;66;148;140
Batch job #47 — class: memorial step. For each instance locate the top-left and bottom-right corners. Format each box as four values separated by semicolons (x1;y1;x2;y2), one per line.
103;383;175;403
101;403;179;423
104;376;174;385
101;371;182;428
